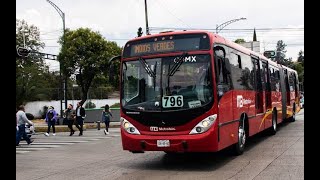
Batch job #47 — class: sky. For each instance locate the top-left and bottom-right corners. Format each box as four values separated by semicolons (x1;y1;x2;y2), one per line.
16;0;304;72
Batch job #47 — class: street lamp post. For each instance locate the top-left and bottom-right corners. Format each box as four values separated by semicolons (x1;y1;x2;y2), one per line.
72;84;78;106
144;0;150;35
46;0;68;116
216;17;247;34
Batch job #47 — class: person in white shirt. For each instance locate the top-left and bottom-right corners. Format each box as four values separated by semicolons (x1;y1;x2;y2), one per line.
16;105;34;146
75;101;86;136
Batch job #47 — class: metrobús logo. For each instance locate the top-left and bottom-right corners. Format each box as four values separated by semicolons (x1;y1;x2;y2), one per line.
150;126;176;131
150;126;158;131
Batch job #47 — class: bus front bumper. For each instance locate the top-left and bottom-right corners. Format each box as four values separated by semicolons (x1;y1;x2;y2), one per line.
121;128;218;153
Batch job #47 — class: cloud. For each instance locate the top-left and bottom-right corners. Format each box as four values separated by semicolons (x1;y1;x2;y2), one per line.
17;0;304;59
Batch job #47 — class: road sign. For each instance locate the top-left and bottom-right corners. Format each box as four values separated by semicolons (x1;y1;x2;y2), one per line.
17;47;30;57
263;50;276;58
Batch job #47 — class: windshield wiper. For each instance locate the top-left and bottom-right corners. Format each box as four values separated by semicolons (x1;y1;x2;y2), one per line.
168;52;188;76
138;57;156;78
165;52;188;95
153;61;157;90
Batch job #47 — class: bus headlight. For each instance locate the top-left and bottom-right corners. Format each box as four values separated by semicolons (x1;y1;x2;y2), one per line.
121;117;140;135
189;114;217;134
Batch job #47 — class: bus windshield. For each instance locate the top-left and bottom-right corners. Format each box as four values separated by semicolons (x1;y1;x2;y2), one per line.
122;54;213;112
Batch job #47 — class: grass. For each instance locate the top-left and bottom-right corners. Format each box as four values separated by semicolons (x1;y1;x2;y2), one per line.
110;103;120;108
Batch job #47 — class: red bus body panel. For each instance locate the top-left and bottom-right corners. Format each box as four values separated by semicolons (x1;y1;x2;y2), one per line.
119;30;300;153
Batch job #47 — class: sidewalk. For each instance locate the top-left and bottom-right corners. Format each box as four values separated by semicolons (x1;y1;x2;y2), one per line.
32;120;120;132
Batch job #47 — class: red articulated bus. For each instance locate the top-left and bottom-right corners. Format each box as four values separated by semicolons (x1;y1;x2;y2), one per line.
110;30;300;155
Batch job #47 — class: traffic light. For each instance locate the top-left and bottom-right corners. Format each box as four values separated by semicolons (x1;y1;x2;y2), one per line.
17;47;30;57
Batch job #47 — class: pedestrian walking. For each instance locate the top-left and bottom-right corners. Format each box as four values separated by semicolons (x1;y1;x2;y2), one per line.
102;104;113;135
64;104;76;136
44;106;57;136
16;105;34;146
75;101;86;136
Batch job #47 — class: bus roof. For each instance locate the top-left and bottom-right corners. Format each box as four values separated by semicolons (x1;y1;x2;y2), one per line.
128;30;211;43
126;30;296;72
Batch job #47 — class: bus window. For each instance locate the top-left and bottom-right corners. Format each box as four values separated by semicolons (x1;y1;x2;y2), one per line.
227;50;242;89
214;45;231;99
240;52;254;90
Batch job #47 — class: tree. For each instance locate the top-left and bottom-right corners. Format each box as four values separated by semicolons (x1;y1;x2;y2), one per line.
283;57;294;68
234;39;246;44
16;19;54;107
275;40;287;64
293;62;304;82
137;27;143;37
297;50;304;65
16;19;44;52
58;28;121;104
295;50;304;88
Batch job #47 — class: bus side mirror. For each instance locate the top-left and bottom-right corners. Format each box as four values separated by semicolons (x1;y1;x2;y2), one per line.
108;55;121;82
109;64;115;82
108;55;121;64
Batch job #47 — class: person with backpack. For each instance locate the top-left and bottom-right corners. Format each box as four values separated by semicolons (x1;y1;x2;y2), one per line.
102;104;113;135
44;106;57;136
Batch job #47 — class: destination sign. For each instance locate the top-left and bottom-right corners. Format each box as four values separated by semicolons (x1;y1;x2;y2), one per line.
123;33;210;58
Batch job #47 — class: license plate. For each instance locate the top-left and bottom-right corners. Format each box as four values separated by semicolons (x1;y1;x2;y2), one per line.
157;140;170;147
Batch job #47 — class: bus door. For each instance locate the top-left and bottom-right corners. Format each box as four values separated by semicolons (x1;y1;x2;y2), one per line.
279;68;288;120
262;61;272;110
284;69;290;106
293;72;299;101
252;57;264;114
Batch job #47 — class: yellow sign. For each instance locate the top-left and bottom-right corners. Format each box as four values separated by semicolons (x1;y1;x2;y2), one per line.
133;41;175;54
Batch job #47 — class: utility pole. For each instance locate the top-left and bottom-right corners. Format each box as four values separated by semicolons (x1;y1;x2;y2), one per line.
144;0;150;35
22;31;27;48
47;0;68;117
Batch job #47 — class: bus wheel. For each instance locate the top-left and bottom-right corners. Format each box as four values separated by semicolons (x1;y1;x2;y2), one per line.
268;110;277;135
290;104;296;122
234;118;246;155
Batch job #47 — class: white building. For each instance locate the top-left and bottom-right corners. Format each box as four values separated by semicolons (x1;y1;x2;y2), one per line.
239;41;260;53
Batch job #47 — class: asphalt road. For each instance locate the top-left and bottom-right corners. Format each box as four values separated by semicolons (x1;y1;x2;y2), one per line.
16;109;304;180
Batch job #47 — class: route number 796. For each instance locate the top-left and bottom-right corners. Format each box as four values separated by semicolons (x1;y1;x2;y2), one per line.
162;95;183;108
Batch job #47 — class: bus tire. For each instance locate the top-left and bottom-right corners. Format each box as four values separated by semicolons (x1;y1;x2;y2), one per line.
234;117;246;155
268;110;277;135
289;103;296;122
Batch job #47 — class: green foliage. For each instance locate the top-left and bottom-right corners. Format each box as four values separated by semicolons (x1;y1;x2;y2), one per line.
297;50;304;65
16;19;60;107
85;101;96;108
275;40;287;64
234;39;246;44
293;50;304;86
16;19;44;51
58;28;122;104
110;103;120;108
